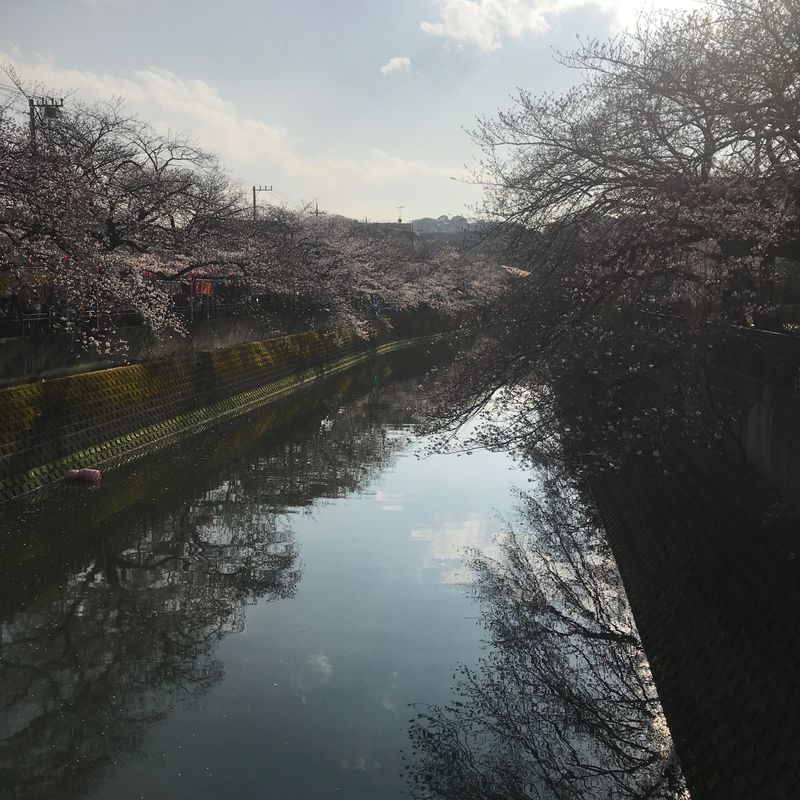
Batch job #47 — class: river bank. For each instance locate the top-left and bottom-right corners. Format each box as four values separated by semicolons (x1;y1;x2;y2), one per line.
0;322;457;501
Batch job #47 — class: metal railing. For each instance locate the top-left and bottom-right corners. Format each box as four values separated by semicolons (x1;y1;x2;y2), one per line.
0;311;55;339
0;300;275;339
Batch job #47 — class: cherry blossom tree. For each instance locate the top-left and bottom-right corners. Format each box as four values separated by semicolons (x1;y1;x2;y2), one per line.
159;205;509;336
1;75;502;349
0;77;247;346
427;0;800;457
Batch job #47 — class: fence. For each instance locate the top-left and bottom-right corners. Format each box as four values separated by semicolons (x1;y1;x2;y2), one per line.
713;325;800;394
0;298;288;340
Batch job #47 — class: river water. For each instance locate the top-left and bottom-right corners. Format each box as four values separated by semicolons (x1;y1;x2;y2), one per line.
7;341;800;799
0;343;533;799
1;341;697;799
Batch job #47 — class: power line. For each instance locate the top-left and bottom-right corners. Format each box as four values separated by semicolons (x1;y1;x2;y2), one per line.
272;189;299;206
0;81;61;104
271;188;316;214
273;188;304;208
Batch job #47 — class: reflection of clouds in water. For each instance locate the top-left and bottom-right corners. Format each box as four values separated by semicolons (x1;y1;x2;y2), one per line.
380;692;397;712
295;653;334;703
308;653;334;681
380;671;400;713
375;489;404;512
339;755;382;772
412;516;484;554
412;516;503;583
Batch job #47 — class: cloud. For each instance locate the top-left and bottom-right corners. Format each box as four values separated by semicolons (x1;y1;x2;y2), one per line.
0;51;298;167
380;56;412;76
74;0;133;6
421;0;703;52
421;0;550;51
0;50;468;216
412;515;504;583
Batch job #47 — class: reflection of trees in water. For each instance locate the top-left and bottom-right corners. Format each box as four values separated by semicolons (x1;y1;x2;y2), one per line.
229;402;401;507
0;370;430;800
407;474;688;800
214;376;426;512
0;502;298;800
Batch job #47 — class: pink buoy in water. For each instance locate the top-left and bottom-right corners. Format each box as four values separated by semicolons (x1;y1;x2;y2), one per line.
65;467;102;485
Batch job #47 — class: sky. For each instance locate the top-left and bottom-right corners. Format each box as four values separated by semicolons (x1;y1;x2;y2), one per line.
1;0;698;221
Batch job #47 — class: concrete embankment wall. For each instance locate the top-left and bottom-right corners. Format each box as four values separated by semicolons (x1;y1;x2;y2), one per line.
743;382;800;494
0;308;449;387
0;325;447;501
592;452;799;800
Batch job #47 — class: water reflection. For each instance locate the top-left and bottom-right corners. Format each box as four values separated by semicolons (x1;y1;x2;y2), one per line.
0;343;456;799
407;472;688;800
412;515;499;584
0;513;297;799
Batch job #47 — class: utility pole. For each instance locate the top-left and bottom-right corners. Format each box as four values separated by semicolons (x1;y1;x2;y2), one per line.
397;205;404;224
28;99;35;153
27;96;63;155
252;184;273;220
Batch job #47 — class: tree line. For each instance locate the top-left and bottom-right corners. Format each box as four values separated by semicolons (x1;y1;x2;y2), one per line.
430;0;800;465
0;72;504;350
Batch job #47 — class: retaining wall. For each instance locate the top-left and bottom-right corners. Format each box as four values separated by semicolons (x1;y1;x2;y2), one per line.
0;325;446;501
593;453;800;800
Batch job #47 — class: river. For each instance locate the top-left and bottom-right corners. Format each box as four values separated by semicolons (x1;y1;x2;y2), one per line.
0;343;536;799
3;340;800;800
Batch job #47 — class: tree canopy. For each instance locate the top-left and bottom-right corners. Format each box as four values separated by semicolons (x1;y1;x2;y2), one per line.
0;76;504;349
431;0;800;460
